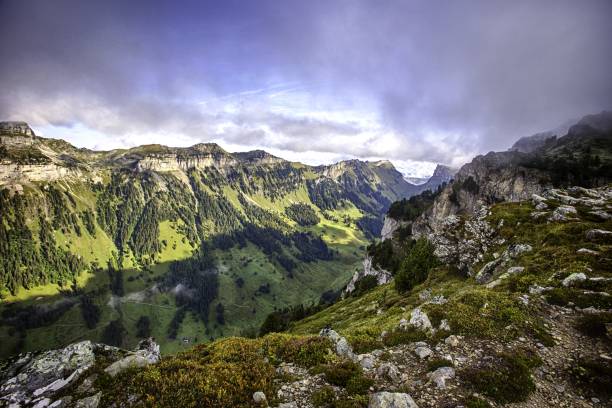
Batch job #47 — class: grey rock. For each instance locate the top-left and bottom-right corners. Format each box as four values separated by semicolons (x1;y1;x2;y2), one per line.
577;248;600;256
408;307;432;331
562;273;587;287
427;366;455;389
253;391;267;404
589;210;611;220
535;201;548;210
358;354;375;370
104;338;160;377
376;363;401;383
414;346;433;359
0;341;96;406
549;205;577;222
369;392;419;408
438;319;451;332
445;335;460;347
278;403;298;408
319;328;355;360
74;392;101;408
507;243;533;258
586;229;612;241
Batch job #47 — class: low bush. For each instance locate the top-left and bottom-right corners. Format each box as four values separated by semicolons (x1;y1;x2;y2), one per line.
575;313;612;337
461;349;540;404
382;328;427;347
570;358;612;398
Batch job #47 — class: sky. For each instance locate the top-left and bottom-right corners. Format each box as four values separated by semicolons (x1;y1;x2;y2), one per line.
1;1;611;178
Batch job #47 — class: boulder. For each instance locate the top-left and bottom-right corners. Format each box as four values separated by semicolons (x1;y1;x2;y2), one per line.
427;366;455;389
577;248;600;256
74;392;101;408
589;210;611;220
444;335;460;347
319;328;355;360
408;308;432;331
0;341;97;405
369;392;419;408
562;273;587;287
586;229;612;241
376;363;401;383
253;391;267;404
414;346;432;359
104;338;160;377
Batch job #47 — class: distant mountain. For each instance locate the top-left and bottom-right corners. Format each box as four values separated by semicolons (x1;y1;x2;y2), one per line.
0;121;421;358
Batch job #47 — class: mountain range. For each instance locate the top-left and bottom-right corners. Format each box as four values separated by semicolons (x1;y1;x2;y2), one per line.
0;122;453;359
0;111;611;407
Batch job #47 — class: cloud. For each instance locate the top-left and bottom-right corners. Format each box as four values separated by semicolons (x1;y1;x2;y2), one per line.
1;0;611;173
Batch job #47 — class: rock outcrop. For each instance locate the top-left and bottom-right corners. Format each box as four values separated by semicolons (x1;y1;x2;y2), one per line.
0;339;160;407
344;256;393;296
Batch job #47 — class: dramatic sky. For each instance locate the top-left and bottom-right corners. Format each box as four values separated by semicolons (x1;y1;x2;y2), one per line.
1;1;611;177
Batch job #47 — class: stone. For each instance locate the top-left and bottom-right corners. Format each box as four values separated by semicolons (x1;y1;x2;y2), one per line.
418;289;432;301
589;210;611;220
529;284;552;294
549;205;577;222
444;335;460;347
104;338;160;377
74;392;101;408
358;354;375;370
562;273;587;287
414;346;433;359
319;328;355;360
507;243;533;258
577;248;600;256
408;307;432;331
376;363;401;383
427;367;455;389
586;229;612;241
0;341;96;406
369;392;419;408
438;319;451;332
253;391;267;404
278;403;298;408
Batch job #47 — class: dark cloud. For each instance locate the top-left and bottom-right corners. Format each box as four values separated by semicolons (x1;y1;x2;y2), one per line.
1;0;611;167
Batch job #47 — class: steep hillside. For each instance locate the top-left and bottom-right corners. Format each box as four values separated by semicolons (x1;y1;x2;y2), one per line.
0;121;428;359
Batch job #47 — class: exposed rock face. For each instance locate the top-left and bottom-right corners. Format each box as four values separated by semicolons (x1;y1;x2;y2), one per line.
0;339;160;407
344;256;393;295
0;162;83;185
0;121;35;136
381;216;407;242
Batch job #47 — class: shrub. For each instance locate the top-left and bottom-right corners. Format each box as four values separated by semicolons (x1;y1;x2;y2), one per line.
575;313;611;337
395;238;439;293
427;358;453;372
347;332;382;354
464;395;491;408
345;375;374;395
311;386;336;407
570;358;612;398
382;328;427;347
461;350;540;403
352;275;378;297
323;361;362;387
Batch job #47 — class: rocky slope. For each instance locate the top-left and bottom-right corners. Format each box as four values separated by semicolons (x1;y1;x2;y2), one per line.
3;183;609;407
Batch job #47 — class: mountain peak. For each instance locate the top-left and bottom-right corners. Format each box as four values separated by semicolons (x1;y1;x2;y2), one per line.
0;121;36;137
